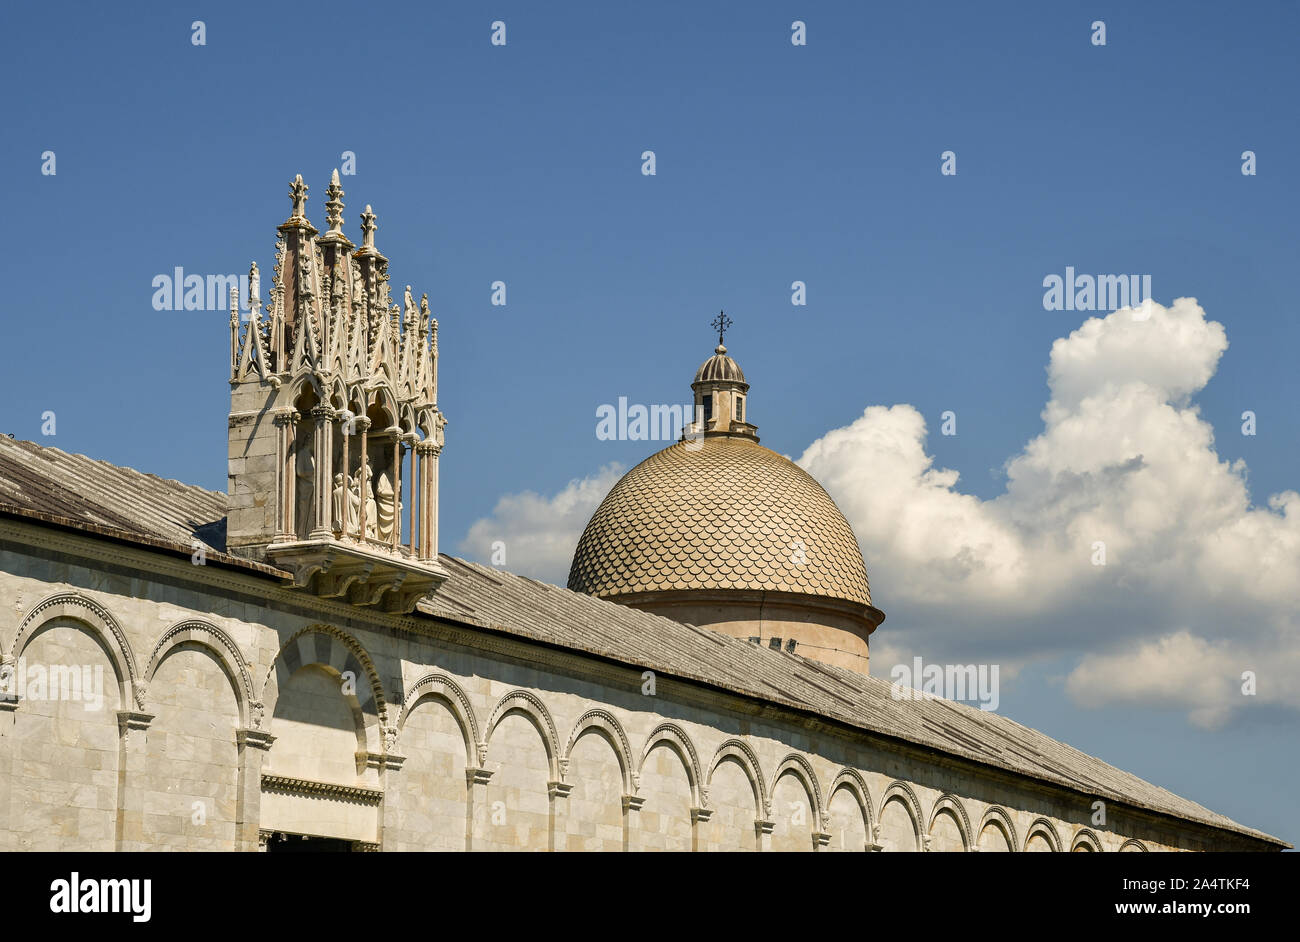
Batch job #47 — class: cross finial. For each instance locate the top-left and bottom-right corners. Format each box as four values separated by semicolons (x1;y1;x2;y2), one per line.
711;310;732;346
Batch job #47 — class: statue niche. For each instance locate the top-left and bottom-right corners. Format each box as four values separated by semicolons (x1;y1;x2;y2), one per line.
294;425;315;538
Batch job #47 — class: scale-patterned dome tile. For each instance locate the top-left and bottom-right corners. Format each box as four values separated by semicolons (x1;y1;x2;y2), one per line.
568;436;872;607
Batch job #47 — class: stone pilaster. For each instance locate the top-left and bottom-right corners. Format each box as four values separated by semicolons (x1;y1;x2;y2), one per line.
115;710;154;852
0;668;16;852
379;742;406;851
690;807;712;852
465;766;493;851
622;794;645;852
548;780;573;852
235;727;275;852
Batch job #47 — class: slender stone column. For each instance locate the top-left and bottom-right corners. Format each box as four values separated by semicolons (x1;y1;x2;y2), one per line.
390;437;403;551
235;726;275;852
337;411;351;538
409;441;420;554
465;766;493;851
309;405;335;540
355;417;371;542
755;818;775;852
115;710;155;852
417;442;440;561
273;411;297;541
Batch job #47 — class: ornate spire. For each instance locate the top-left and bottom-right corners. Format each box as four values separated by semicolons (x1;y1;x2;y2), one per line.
287;174;309;223
325;169;345;235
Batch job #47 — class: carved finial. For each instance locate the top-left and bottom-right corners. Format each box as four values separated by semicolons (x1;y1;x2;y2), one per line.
711;310;732;347
360;204;377;250
325;169;345;234
288;174;309;221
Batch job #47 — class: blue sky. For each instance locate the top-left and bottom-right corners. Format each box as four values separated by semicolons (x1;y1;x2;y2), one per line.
2;1;1297;844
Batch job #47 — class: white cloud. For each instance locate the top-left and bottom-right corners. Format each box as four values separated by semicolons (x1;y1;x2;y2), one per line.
458;463;625;586
798;298;1300;727
459;299;1299;728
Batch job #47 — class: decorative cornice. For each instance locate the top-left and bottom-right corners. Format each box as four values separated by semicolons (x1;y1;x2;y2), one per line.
548;781;573;800
466;768;493;787
117;710;154;732
259;774;383;805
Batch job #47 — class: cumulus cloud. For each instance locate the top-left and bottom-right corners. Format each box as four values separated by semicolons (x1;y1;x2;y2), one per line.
458;464;624;586
459;298;1298;727
798;298;1300;728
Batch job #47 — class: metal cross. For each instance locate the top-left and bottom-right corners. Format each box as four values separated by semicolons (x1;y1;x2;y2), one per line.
711;310;732;345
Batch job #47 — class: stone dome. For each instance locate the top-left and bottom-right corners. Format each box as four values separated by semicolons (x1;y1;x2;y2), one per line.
567;435;873;608
693;344;746;385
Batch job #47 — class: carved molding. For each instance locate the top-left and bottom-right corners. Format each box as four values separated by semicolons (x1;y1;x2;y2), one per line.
260;774;383;806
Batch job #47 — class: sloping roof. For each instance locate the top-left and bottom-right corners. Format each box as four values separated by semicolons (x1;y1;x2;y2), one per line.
0;436;1284;847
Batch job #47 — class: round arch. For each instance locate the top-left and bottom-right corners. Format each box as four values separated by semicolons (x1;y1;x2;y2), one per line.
638;723;703;807
707;738;768;818
564;708;634;794
398;672;481;767
1071;828;1104;852
769;753;825;828
12;592;139;709
145;619;257;728
928;794;973;852
827;768;875;842
977;805;1019;851
1024;817;1062;852
484;689;560;781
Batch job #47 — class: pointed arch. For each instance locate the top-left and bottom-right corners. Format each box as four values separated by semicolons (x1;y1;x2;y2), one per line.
398;672;480;766
638;723;703;807
484;689;560;780
707;738;768;817
145;619;256;728
564;709;634;793
12;591;139;708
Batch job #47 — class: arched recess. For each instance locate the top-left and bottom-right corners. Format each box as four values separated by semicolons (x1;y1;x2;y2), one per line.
1024;817;1062;852
261;625;386;754
1071;828;1104;852
564;708;634;794
145;620;256;728
768;753;823;851
769;754;825;827
707;738;768;818
827;768;875;850
878;781;924;851
927;794;972;852
1119;838;1149;852
398;672;480;767
484;689;560;781
13;592;139;708
638;723;703;807
977;805;1019;852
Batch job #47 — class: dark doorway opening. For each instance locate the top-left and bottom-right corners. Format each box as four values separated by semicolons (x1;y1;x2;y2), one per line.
264;831;354;853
